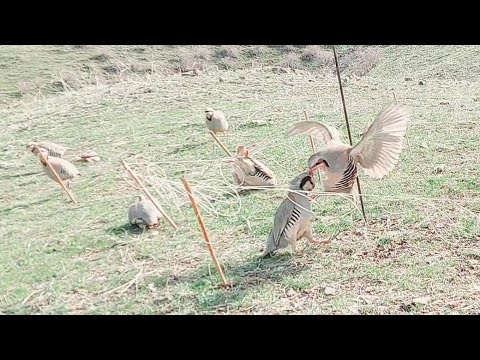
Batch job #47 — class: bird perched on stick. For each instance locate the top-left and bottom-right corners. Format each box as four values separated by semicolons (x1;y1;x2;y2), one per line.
128;195;163;229
288;104;409;194
262;172;328;258
34;148;81;189
227;145;277;187
27;141;71;158
205;107;229;135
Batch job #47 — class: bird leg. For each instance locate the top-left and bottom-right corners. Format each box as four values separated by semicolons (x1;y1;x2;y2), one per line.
290;240;302;255
313;237;332;244
305;227;331;244
232;172;242;186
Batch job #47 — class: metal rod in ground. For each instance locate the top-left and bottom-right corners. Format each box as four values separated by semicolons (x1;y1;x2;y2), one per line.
35;145;77;204
392;91;412;156
332;45;367;223
209;131;233;157
181;176;229;287
303;110;322;182
121;159;178;231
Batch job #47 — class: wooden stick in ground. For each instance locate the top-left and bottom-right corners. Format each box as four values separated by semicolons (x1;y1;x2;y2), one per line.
332;45;367;223
208;131;233;157
392;91;412;156
303;110;322;182
181;176;229;287
35;145;77;204
120;159;178;231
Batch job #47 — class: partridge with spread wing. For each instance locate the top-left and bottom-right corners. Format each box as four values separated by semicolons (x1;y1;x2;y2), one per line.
288;104;409;194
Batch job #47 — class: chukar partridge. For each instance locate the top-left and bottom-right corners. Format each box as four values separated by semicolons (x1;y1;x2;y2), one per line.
205;107;229;134
288;104;409;194
36;149;80;189
128;195;163;229
27;141;71;158
262;172;327;258
75;150;101;162
229;145;277;187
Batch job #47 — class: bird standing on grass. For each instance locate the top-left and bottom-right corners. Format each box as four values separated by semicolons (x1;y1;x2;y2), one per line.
205;107;229;135
205;107;229;156
128;195;163;229
26;141;71;158
288;104;409;194
262;172;329;258
227;145;277;187
33;148;81;189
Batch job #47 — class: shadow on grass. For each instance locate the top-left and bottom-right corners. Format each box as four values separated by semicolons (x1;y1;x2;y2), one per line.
167;140;210;156
0;170;43;180
106;222;148;237
153;253;310;313
0;196;55;215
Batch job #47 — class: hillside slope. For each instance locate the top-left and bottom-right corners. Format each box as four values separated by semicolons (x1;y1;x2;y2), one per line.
0;45;478;314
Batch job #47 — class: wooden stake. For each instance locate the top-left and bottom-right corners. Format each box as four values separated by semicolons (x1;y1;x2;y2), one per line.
181;176;229;287
332;46;367;223
209;131;233;157
35;145;77;204
303;110;322;182
121;159;178;231
393;91;412;156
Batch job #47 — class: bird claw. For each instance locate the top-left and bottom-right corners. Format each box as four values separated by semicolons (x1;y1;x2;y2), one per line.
312;237;331;244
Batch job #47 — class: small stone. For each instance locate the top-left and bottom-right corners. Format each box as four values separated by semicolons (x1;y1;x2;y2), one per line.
413;296;431;305
435;164;446;174
324;286;336;296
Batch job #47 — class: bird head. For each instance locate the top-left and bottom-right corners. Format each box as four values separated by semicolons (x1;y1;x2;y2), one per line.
37;148;49;165
236;145;249;158
307;151;331;176
221;146;254;174
290;172;315;192
205;107;214;120
26;142;38;153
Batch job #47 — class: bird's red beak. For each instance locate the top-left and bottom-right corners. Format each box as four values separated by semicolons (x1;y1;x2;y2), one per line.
309;162;326;175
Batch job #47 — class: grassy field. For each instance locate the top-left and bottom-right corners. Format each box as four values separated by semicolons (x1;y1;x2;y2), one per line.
0;45;479;314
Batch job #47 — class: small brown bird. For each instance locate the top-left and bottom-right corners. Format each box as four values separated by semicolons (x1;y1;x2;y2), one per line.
262;172;327;258
36;149;80;189
288;104;409;194
128;195;163;229
228;145;277;187
205;107;229;134
75;150;101;163
27;141;71;158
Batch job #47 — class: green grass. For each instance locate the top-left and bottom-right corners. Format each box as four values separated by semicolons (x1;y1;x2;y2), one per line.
0;45;479;314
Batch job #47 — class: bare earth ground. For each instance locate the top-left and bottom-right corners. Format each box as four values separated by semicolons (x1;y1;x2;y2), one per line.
0;45;479;314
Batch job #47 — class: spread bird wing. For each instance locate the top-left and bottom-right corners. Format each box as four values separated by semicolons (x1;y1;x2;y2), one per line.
287;121;341;145
349;104;409;178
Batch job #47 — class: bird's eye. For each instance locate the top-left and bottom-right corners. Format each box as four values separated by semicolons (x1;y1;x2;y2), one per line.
317;159;329;167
